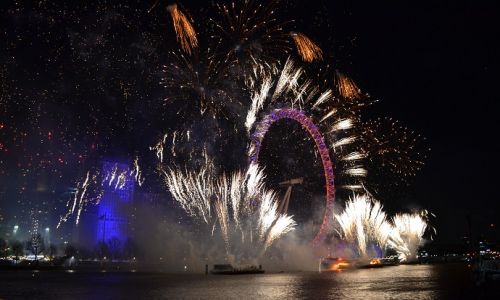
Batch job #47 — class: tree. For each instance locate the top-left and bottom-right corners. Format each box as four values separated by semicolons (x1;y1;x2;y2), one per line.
107;237;122;260
64;244;78;258
0;238;7;259
123;238;138;260
96;241;109;260
77;247;92;260
48;244;57;259
11;241;23;260
27;233;45;257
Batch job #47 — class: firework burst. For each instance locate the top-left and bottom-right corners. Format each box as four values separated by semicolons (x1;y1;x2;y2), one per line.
334;194;392;259
387;212;429;262
211;0;293;69
291;32;323;63
158;0;430;248
162;161;296;264
57;169;103;228
161;2;427;195
334;70;362;100
244;57;370;191
167;4;198;55
57;161;145;228
359;117;430;179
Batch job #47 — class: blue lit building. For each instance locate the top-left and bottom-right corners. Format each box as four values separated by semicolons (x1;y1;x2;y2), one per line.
76;159;135;249
95;161;135;245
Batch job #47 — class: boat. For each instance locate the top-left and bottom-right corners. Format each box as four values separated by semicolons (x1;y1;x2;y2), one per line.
320;256;399;271
358;258;384;268
210;264;265;275
380;256;400;266
319;257;352;272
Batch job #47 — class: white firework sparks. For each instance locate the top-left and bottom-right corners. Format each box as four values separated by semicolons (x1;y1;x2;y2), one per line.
130;156;145;187
319;108;337;123
335;194;392;259
312;89;333;109
57;159;144;228
344;167;368;177
330;118;354;132
331;136;357;149
150;133;168;163
102;164;129;190
57;170;103;228
245;74;273;132
342;152;367;161
163;162;296;264
387;213;428;262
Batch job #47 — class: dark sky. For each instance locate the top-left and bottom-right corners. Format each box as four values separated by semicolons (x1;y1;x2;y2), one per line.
321;1;500;242
1;0;499;244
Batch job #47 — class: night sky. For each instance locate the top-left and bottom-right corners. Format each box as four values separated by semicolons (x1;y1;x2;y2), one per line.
328;1;500;243
261;0;500;243
0;0;499;244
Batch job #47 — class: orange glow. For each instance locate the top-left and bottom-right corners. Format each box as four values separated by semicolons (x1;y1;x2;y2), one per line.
291;32;323;63
334;70;362;100
328;261;350;271
168;4;198;55
369;258;381;265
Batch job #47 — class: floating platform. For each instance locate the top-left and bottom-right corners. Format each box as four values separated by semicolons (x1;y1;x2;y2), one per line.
210;264;265;275
319;257;400;272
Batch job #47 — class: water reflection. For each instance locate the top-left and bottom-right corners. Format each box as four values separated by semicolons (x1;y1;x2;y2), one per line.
152;265;457;299
0;264;493;299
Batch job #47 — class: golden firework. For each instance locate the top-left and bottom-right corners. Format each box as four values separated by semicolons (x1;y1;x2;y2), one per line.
291;32;323;63
334;70;362;100
168;4;198;55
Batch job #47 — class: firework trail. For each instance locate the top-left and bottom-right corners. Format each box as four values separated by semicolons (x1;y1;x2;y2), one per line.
102;164;129;190
163;161;296;264
244;58;327;132
150;133;168;163
147;0;162;13
331;136;356;148
344;167;368;177
162;155;215;224
342;152;367;161
57;170;103;228
334;70;362;100
291;32;323;63
387;212;429;262
334;194;392;259
167;4;198;55
245;71;272;133
330;118;354;132
57;160;146;228
130;156;145;187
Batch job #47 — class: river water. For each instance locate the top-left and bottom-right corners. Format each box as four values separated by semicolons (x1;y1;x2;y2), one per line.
0;263;498;299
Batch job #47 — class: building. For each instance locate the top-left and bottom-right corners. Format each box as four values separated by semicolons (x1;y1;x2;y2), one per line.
77;159;135;249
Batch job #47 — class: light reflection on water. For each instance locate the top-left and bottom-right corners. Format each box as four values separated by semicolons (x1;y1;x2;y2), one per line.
0;264;493;299
149;264;463;299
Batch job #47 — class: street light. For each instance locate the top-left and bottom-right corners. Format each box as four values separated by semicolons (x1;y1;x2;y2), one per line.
13;225;19;235
45;227;51;246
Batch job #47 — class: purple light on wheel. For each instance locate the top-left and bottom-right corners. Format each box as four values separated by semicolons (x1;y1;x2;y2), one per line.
248;108;335;243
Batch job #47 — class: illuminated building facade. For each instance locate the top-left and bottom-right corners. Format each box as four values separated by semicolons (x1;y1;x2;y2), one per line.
96;160;134;245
